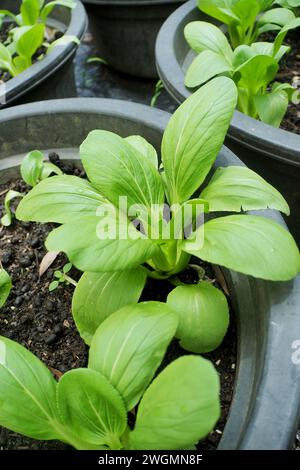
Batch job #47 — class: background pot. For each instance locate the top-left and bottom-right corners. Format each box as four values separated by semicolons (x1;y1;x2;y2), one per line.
0;0;87;108
82;0;186;78
155;0;300;243
0;98;300;449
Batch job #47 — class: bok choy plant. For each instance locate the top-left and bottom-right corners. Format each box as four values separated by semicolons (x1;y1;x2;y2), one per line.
184;21;300;126
197;0;300;48
16;77;300;351
0;0;76;27
0;303;220;450
0;0;78;77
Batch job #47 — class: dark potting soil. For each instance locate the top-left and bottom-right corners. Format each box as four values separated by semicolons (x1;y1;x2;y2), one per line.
0;157;236;450
263;29;300;134
0;22;63;83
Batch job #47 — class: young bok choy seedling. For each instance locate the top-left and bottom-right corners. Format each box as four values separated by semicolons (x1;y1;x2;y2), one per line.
16;77;300;352
0;303;220;450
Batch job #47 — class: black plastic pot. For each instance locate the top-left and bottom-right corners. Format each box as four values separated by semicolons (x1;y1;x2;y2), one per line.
0;0;87;108
155;0;300;243
82;0;186;78
0;98;300;449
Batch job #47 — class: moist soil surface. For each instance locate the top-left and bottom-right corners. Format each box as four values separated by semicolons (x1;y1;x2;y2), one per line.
0;156;236;450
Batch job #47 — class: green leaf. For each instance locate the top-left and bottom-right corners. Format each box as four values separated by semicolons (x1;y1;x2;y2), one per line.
46;35;80;54
167;282;229;353
125;135;158;168
1;190;23;227
16;23;45;61
72;268;147;344
49;280;59;291
0;269;12;308
185;50;233;88
40;162;63;180
46;212;158;272
80;130;164;212
198;0;240;25
184;21;233;62
254;89;289;126
161;77;237;205
0;43;14;76
258;7;295;27
0;336;60;440
235;55;278;94
21;0;41;25
16;175;105;224
40;0;76;23
20;150;44;187
130;356;220;450
89;302;178;411
57;368;127;448
273;18;300;55
250;42;290;62
200;166;290;214
231;0;261;32
184;214;300;281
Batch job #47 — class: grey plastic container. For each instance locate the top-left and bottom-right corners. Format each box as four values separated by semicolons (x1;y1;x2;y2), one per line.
155;0;300;243
82;0;186;78
0;0;87;108
0;98;299;449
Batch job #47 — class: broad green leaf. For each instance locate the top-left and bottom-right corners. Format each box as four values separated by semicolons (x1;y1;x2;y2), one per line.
16;175;105;224
198;0;240;25
125;135;158;168
233;45;255;68
0;269;12;308
183;214;300;281
275;0;300;6
0;336;59;440
200;166;290;214
258;7;295;27
254;89;289;126
272;81;299;100
46;213;158;272
130;356;220;450
80;130;164;212
41;0;76;23
167;282;229;353
234;55;278;94
89;302;178;411
257;22;282;35
273;18;300;55
57;369;126;448
184;21;233;62
20;150;44;186
72;268;147;344
161;77;237;205
21;0;40;25
16;23;45;61
251;42;290;62
1;190;23;227
185;50;233;88
232;0;260;32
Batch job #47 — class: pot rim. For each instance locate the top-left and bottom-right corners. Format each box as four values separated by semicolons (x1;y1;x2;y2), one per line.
155;0;300;165
0;0;87;108
0;98;300;450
